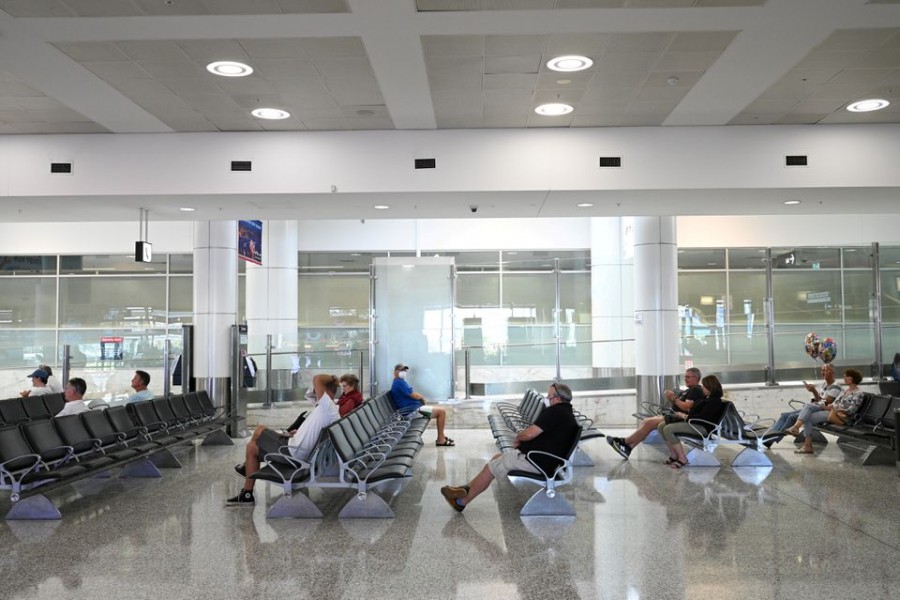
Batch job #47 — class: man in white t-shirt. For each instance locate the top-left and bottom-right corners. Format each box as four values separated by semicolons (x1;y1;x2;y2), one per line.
56;378;89;417
21;369;53;397
226;373;341;506
126;370;153;403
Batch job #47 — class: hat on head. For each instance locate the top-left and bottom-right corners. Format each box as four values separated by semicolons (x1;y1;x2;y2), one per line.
393;363;409;371
28;369;49;380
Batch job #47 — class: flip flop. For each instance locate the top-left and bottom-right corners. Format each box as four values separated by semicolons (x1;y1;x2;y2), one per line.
794;449;814;454
663;457;680;465
436;438;456;447
669;459;689;469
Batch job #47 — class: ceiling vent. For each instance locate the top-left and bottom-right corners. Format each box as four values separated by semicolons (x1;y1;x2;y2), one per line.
785;155;808;167
231;160;252;172
414;158;436;169
598;156;622;168
50;162;73;174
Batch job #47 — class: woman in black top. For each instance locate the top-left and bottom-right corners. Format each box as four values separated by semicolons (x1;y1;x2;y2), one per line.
657;374;726;469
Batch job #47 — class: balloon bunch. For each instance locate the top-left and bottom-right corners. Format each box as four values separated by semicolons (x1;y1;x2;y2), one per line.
804;332;837;364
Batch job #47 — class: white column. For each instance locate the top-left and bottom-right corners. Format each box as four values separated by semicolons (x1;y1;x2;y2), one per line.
193;221;237;403
633;216;679;404
245;221;298;383
590;217;635;372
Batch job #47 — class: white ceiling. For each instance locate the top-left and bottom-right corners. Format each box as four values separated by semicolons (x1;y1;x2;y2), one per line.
1;0;900;223
0;0;899;134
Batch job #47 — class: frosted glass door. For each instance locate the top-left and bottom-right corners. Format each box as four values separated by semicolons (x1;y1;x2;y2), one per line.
374;257;454;400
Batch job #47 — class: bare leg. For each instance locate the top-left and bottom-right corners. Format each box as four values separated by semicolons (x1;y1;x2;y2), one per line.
624;416;664;447
242;437;261;492
672;442;688;465
431;407;448;443
459;461;497;506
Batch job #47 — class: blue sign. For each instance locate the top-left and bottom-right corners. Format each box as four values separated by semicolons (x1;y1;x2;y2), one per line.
238;220;262;265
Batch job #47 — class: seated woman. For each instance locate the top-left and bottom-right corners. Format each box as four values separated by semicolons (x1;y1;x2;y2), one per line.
337;373;364;416
658;374;727;469
787;367;865;455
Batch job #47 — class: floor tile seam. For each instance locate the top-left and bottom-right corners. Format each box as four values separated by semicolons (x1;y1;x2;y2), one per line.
763;482;900;553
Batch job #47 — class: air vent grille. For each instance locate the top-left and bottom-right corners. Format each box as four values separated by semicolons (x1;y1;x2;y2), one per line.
598;156;622;168
50;162;73;174
231;160;252;172
414;158;436;169
785;155;808;167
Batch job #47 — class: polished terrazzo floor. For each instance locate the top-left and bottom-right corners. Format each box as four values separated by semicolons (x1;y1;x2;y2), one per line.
2;426;900;600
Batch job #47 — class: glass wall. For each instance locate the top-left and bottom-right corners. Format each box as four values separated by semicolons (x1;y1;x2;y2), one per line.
0;254;191;400
678;245;889;382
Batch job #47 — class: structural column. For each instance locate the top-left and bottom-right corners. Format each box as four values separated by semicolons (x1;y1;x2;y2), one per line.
590;217;634;377
633;216;679;407
245;221;298;399
193;221;237;408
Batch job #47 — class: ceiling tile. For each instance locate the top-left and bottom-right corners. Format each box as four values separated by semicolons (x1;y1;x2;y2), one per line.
485;35;549;57
595;53;661;72
484;73;540;89
299;117;348;129
0;1;75;17
606;33;675;53
63;0;142;17
300;38;366;58
546;33;609;55
484;56;542;75
312;57;375;79
653;50;722;72
176;40;251;64
238;39;309;59
53;42;130;62
483;88;534;109
159;77;225;95
252;59;320;78
81;61;153;81
422;35;485;57
536;72;594;89
116;41;192;63
207;117;263;131
138;62;209;79
667;31;737;52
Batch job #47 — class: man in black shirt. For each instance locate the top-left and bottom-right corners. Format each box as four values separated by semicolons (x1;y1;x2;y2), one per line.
440;383;580;512
607;367;704;460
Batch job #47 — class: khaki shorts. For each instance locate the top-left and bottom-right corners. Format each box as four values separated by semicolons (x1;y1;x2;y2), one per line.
488;450;540;479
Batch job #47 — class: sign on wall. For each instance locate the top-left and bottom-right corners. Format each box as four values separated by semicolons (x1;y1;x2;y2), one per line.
238;220;262;265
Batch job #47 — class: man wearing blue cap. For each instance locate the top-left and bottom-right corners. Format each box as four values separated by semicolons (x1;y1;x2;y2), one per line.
21;369;53;397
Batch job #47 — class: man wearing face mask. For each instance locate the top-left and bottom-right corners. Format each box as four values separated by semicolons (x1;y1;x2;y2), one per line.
227;374;341;506
390;363;454;446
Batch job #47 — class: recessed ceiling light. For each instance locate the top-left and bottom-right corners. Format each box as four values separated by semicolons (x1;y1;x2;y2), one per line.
373;204;390;210
577;202;594;208
556;79;572;85
251;108;290;120
846;98;890;112
179;207;195;212
206;61;253;77
534;103;574;116
547;55;593;73
784;200;801;205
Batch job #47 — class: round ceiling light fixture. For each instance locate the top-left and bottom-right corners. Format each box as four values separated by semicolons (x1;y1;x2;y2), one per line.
576;202;594;208
846;98;890;112
373;204;390;210
547;55;593;72
179;207;196;212
251;108;290;120
206;61;254;77
534;103;574;116
784;200;801;205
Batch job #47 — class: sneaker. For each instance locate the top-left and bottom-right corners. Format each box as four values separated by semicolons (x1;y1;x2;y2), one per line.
607;436;632;459
233;463;246;478
440;485;467;512
226;490;254;506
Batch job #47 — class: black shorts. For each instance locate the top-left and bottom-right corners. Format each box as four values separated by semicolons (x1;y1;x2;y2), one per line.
257;428;289;458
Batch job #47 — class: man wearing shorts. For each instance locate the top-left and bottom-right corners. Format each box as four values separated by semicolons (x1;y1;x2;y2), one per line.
440;382;579;512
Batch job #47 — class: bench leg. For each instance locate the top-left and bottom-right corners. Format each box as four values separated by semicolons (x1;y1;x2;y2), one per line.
860;444;896;466
267;492;323;519
201;429;234;446
119;458;162;478
149;448;182;469
571;446;594;467
338;491;394;518
731;447;773;468
685;447;721;467
520;488;576;517
5;494;62;520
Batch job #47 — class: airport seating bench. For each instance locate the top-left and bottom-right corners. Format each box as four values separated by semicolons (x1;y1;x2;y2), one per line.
488;388;603;466
0;390;231;520
813;393;899;465
250;392;429;519
0;393;66;425
506;425;583;517
674;401;781;468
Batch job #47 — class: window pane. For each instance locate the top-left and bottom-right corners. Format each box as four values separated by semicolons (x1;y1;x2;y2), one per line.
0;256;56;275
771;247;840;270
169;254;193;273
773;269;841;365
502;272;556;366
0;330;56;374
560;272;591;368
727;248;767;270
677;272;726;365
169;276;193;324
0;278;57;328
60;254;167;274
728;272;769;365
59;277;167;327
842;247;871;269
678;249;725;270
298;275;368;327
423;251;499;272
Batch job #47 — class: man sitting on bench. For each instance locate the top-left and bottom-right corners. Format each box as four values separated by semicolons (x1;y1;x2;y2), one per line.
226;374;340;506
440;382;579;512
